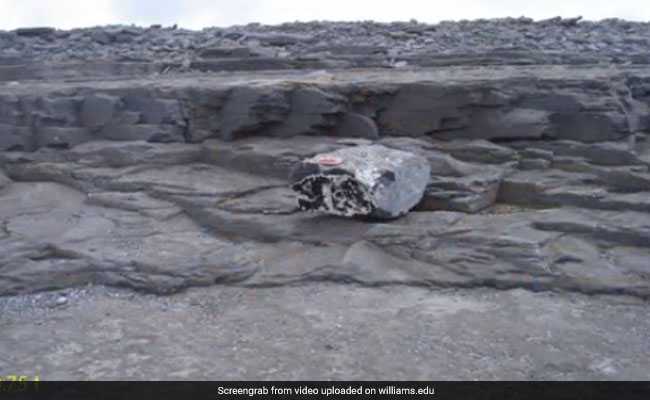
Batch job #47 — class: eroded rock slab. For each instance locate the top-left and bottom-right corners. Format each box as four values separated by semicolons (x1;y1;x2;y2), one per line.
0;182;264;295
1;134;650;298
380;137;511;213
2;66;650;151
0;62;650;301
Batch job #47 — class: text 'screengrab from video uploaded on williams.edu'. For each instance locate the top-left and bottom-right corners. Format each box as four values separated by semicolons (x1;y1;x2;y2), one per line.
4;381;649;399
218;384;435;397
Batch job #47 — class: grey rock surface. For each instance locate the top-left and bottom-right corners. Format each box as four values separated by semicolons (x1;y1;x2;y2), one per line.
1;285;649;380
3;18;650;381
2;137;649;297
290;144;430;218
1;66;649;152
0;65;648;297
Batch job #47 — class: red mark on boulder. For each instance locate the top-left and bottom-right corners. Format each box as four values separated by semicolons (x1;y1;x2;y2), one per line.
317;155;343;166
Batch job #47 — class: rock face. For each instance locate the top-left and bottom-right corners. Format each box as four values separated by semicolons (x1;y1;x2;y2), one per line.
290;145;430;218
4;19;650;381
1;20;650;303
1;67;648;152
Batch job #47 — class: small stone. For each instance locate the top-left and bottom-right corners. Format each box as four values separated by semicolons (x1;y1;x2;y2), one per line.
334;113;379;139
14;27;55;37
54;296;68;306
91;30;113;45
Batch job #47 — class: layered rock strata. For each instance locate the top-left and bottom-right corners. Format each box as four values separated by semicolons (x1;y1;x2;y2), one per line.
1;21;650;300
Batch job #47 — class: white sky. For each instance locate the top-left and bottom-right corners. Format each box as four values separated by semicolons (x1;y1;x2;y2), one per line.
0;0;648;30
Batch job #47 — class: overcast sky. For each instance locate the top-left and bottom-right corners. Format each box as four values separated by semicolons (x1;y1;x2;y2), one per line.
1;0;648;30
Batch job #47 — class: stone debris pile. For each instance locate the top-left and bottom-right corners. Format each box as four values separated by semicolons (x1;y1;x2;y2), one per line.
2;18;650;69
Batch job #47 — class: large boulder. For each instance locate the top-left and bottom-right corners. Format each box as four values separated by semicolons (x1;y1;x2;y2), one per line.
289;144;430;219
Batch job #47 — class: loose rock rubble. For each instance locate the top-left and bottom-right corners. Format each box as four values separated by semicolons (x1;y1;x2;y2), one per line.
2;18;650;69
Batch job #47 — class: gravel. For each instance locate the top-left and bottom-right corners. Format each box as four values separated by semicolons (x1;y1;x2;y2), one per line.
2;18;650;65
